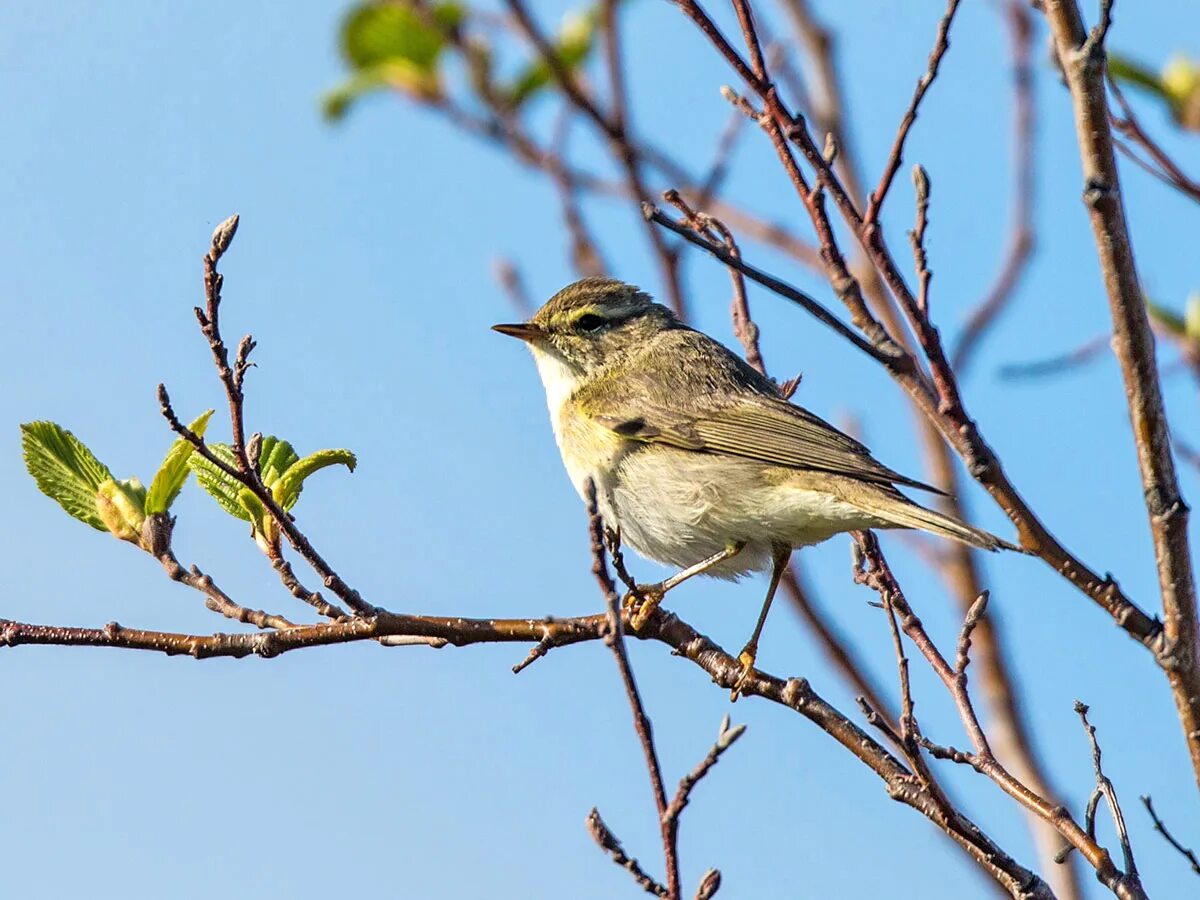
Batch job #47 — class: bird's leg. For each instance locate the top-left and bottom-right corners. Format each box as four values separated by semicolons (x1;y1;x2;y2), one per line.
732;543;792;700
627;541;746;631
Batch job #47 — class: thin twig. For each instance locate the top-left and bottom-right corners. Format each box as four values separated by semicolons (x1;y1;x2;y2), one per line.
1108;76;1200;204
644;203;897;365
160;547;294;631
1141;795;1200;877
549;107;608;277
1000;334;1110;380
661;191;765;374
663;714;746;873
1073;702;1141;884
586;808;669;898
140;512;294;629
852;533;1146;898
160;221;376;618
908;165;932;316
502;0;685;316
268;553;349;620
585;479;678;899
952;0;1036;373
492;257;533;317
863;0;963;226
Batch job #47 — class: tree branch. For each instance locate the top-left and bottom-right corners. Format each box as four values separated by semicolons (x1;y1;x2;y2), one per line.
1041;0;1200;784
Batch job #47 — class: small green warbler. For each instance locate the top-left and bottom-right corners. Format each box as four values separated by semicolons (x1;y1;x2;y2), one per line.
495;277;1014;693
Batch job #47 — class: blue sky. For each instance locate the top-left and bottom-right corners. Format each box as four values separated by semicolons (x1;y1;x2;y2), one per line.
1;1;1198;897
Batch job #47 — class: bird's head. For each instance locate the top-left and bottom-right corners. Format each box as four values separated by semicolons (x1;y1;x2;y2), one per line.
493;277;679;378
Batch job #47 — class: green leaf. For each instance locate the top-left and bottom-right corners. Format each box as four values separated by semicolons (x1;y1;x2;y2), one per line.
326;1;464;117
1108;53;1170;99
188;443;251;521
257;436;301;488
322;68;390;121
1147;298;1186;337
505;9;597;109
274;449;358;510
1110;52;1200;130
145;410;214;515
1162;55;1200;130
1186;294;1200;343
21;421;114;530
237;487;266;532
341;2;444;70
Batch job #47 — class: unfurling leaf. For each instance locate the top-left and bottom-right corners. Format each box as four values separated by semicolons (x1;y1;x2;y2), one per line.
257;436;300;488
21;421;114;530
274;449;358;510
96;477;147;544
505;10;597;109
188;437;357;551
145;410;214;515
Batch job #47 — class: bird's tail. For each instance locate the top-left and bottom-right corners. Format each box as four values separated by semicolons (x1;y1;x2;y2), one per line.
847;487;1021;553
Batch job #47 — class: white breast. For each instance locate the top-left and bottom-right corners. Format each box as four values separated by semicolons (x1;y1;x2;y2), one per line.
530;346;580;446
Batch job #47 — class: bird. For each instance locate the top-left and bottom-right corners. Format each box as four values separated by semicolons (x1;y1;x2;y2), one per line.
493;276;1016;694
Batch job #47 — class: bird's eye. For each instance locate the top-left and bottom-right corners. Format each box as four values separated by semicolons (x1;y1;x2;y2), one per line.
574;313;607;333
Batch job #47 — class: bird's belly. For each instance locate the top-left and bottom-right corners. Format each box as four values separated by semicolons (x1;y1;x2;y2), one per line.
606;449;874;578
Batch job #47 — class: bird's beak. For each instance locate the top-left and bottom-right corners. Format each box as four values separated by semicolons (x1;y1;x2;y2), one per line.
491;322;545;342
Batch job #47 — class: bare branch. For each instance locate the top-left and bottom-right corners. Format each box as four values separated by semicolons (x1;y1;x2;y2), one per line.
1108;76;1200;204
586;808;669;898
664;714;746;866
852;533;1144;898
952;0;1037;374
1141;795;1200;877
1000;334;1110;381
1042;0;1200;782
1074;702;1141;885
660;191;765;375
863;0;963;225
585;479;677;898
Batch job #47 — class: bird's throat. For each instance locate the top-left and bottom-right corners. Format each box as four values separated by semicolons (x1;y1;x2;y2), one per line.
529;346;583;422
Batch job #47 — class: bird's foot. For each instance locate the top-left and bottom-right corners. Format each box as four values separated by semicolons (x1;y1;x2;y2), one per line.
623;583;665;632
731;643;758;701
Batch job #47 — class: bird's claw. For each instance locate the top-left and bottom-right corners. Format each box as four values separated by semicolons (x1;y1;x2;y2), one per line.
624;583;665;631
731;647;757;701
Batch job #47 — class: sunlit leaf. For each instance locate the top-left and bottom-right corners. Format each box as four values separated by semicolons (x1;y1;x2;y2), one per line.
257;436;300;488
1147;298;1186;337
1110;52;1200;131
505;10;597;109
188;443;251;521
1162;55;1200;130
145;410;214;515
20;421;113;531
274;449;358;510
1186;294;1200;343
322;68;390;121
326;1;464;117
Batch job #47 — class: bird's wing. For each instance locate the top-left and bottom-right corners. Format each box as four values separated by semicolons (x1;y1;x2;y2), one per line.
591;395;943;495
